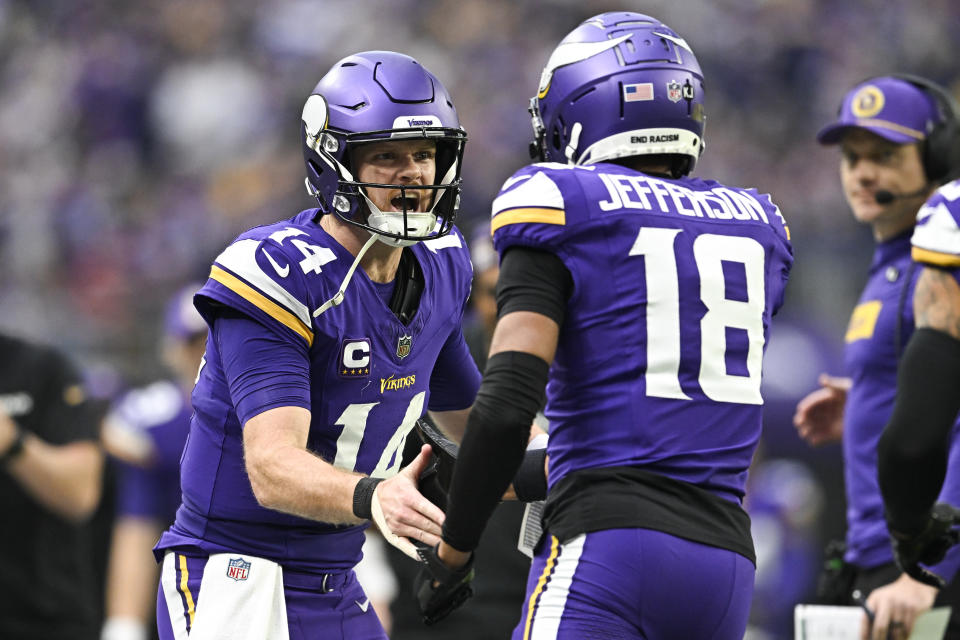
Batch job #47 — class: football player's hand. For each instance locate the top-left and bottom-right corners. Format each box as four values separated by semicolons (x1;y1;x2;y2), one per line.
793;374;851;446
372;444;445;560
862;573;937;640
414;543;474;625
890;503;960;589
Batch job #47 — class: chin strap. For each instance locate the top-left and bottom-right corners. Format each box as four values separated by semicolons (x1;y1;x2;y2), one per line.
309;153;461;317
427;160;458;214
313;233;379;317
565;122;582;164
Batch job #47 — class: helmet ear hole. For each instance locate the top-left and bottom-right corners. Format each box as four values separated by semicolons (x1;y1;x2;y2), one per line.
551;127;562;151
306;159;331;208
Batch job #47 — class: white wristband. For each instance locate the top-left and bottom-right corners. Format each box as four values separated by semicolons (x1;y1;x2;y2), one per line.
527;433;549;451
101;617;147;640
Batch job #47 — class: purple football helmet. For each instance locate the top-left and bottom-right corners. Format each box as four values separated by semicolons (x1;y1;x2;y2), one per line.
301;51;467;246
530;12;706;176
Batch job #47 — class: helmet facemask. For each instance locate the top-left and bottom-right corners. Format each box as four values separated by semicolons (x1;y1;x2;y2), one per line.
330;128;465;247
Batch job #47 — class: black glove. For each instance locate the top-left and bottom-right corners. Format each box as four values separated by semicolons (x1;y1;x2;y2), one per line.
404;419;548;506
814;539;857;605
414;543;475;625
401;419;459;509
891;502;960;588
418;420;459;509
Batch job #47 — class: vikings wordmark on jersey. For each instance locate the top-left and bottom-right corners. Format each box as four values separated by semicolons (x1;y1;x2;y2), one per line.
155;209;478;572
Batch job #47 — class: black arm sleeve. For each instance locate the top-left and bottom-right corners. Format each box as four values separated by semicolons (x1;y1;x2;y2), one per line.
496;246;573;325
441;351;549;552
878;328;960;534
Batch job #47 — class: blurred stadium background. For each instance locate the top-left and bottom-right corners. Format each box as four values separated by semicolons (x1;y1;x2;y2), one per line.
0;1;957;636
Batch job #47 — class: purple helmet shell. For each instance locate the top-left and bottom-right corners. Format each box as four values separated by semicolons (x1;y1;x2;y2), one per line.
301;51;467;245
530;13;706;175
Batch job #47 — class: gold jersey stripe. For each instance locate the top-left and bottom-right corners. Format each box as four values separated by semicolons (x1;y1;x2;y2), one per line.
209;265;314;346
912;247;960;268
178;553;197;629
491;207;566;234
522;535;560;640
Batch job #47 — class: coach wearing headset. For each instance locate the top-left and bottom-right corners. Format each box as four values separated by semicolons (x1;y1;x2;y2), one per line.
794;74;960;640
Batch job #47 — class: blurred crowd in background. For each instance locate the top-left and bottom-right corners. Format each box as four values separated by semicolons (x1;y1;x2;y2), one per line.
0;0;958;637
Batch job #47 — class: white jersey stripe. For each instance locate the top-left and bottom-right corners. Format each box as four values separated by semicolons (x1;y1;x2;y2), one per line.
215;239;312;327
209;266;313;345
529;534;586;639
491;171;565;218
160;551;191;640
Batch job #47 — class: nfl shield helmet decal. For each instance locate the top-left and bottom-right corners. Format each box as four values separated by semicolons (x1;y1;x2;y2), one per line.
667;80;682;103
226;557;251;581
396;334;412;359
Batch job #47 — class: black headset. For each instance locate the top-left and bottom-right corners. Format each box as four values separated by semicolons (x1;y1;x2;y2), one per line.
879;73;960;183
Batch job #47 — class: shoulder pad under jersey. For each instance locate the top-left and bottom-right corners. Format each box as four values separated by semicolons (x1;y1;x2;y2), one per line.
198;218;338;346
913;179;960;268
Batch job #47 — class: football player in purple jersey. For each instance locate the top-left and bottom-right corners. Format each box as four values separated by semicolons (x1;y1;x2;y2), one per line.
418;12;793;638
152;52;481;640
794;75;960;640
100;285;206;640
878;181;960;638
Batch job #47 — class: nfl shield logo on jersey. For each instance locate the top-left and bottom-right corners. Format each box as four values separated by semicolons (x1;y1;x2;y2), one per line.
667;80;682;103
396;334;412;359
226;557;251;582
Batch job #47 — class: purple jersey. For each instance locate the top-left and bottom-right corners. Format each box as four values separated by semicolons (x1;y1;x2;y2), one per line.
156;209;479;572
491;162;792;501
108;380;191;522
892;177;960;579
842;232;917;568
841;180;960;576
842;220;960;576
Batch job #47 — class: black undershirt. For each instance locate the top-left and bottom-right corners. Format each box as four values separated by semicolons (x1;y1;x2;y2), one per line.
495;246;574;324
543;466;755;565
446;245;756;561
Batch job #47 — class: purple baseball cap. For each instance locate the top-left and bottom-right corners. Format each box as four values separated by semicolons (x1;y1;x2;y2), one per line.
817;76;940;145
164;283;207;340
